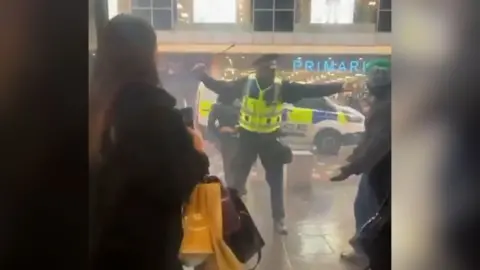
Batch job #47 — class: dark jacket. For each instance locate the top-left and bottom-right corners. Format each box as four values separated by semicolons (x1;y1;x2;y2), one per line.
344;90;391;202
207;103;239;140
90;82;209;270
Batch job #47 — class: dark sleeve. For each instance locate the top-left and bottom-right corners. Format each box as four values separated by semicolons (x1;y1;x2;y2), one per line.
281;81;344;104
207;104;220;139
113;87;207;204
200;73;245;99
154;108;208;202
346;133;366;162
342;103;391;175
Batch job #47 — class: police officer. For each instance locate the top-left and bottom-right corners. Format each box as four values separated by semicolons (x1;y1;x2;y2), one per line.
193;54;356;234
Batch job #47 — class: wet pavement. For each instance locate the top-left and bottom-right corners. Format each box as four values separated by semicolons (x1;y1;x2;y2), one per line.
244;178;361;270
204;146;364;270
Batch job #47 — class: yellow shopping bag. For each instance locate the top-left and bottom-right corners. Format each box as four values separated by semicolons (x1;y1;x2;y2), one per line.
180;183;213;267
180;181;243;270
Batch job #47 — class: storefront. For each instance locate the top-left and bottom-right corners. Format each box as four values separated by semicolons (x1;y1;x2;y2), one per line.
156;52;390;106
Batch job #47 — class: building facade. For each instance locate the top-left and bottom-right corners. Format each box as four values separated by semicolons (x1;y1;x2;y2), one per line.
89;0;392;105
92;0;391;54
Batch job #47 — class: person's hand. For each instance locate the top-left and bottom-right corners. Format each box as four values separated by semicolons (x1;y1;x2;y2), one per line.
342;78;360;92
219;126;236;133
330;168;351;182
191;63;207;78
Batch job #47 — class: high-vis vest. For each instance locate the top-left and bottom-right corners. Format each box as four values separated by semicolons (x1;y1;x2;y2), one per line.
239;74;284;133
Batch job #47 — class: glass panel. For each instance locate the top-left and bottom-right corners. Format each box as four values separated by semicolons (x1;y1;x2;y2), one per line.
131;9;153;24
254;0;274;9
193;0;237;23
275;0;295;9
274;11;294;32
379;0;391;10
296;98;335;111
310;0;356;24
153;0;172;8
132;0;152;8
353;0;378;23
377;10;391;32
254;10;274;31
152;9;173;29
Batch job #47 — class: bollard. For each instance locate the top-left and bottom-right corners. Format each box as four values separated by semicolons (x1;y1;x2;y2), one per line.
286;150;315;190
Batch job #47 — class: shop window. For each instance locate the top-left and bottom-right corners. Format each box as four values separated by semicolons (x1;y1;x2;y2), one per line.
254;0;274;9
131;9;153;24
353;0;378;23
253;10;274;31
310;0;356;24
377;10;391;32
193;0;237;23
131;0;174;30
153;0;172;8
275;0;295;9
153;9;173;30
132;0;151;8
274;11;294;31
379;0;391;10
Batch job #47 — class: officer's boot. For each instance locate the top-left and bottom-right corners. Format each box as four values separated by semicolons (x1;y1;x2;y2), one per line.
274;219;288;235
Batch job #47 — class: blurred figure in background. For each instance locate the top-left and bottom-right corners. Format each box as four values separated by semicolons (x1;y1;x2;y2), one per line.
207;92;240;187
89;15;208;270
331;59;391;270
357;98;372;116
337;75;377;267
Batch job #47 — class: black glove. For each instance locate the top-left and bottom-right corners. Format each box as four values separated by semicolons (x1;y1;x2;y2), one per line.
330;167;352;182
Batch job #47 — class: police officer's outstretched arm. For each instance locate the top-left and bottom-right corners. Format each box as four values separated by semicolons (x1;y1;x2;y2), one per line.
281;80;347;103
192;63;244;98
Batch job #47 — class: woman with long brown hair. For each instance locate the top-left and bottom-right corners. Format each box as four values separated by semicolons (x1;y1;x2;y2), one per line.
89;15;208;270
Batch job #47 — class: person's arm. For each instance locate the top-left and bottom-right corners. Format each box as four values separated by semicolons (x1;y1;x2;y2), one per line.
207;104;221;139
199;73;245;99
342;102;391;175
113;85;208;202
345;133;367;163
281;81;344;104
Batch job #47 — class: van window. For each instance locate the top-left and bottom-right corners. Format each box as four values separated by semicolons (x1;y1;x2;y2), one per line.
294;98;335;111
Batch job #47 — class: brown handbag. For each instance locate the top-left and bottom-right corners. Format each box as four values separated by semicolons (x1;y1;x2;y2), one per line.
223;189;264;270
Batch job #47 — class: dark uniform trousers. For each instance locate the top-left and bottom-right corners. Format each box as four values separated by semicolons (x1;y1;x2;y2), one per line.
231;129;285;220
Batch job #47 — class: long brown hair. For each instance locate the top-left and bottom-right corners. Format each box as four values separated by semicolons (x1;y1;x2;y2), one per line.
89;14;160;165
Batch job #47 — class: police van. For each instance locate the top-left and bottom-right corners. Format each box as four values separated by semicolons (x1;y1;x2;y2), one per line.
195;82;365;155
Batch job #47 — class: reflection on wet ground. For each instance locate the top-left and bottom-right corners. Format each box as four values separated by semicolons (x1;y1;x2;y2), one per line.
194;145;362;270
245;177;361;270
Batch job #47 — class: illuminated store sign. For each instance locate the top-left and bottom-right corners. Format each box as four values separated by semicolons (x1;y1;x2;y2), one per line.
293;58;367;73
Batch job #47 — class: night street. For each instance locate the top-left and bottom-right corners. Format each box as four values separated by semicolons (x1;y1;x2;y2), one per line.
199;146;363;270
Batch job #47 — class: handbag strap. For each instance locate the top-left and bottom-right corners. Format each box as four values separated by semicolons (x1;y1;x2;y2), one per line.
249;250;262;270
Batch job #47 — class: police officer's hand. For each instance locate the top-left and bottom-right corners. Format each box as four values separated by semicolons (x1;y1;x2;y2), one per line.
191;63;207;78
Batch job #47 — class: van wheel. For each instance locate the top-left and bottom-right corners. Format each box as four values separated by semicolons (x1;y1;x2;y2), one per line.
314;129;342;155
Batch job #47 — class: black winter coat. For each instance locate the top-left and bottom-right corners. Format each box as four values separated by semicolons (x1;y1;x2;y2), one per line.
344;92;391;202
90;82;209;270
